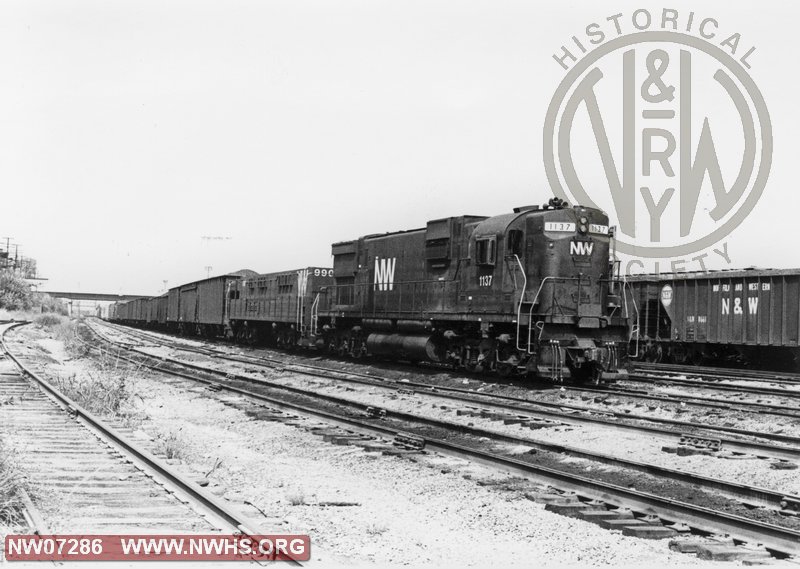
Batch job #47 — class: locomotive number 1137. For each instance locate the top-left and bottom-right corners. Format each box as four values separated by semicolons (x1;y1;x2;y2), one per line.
478;275;493;287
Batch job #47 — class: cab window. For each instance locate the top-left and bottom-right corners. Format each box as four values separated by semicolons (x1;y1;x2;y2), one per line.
475;237;496;266
506;230;523;257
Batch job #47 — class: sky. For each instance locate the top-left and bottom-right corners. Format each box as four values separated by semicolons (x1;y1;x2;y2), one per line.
0;0;796;294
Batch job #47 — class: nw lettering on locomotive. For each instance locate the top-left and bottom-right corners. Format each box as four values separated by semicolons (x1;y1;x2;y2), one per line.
296;269;309;296
373;257;396;291
569;241;594;256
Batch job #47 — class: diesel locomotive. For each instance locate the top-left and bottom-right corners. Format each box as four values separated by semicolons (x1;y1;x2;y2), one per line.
313;198;632;381
111;199;634;382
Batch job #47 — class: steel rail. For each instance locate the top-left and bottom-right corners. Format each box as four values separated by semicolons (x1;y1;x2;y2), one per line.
628;373;800;399
635;362;800;384
90;319;800;461
100;321;800;414
559;384;800;419
86;322;800;556
99;340;800;511
1;322;302;567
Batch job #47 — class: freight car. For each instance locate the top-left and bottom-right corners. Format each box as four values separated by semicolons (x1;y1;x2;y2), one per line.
227;267;334;347
112;267;334;348
312;200;633;381
627;269;800;369
110;199;634;382
166;271;256;337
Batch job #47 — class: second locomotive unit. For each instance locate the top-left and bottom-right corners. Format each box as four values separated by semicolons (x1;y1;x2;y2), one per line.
314;198;632;382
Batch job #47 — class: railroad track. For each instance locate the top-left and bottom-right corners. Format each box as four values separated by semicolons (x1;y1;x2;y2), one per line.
635;362;800;385
92;320;800;460
84;319;800;559
0;321;296;561
627;372;800;400
98;319;800;421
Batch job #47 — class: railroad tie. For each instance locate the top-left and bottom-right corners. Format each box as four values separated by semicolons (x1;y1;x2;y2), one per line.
392;432;425;451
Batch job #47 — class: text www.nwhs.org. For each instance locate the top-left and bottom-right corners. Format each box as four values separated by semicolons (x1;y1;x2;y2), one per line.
4;534;310;561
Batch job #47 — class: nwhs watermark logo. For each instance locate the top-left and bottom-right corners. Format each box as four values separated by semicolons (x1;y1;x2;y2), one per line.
545;8;772;274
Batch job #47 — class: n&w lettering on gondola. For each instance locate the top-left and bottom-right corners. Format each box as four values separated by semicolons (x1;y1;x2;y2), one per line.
721;297;759;315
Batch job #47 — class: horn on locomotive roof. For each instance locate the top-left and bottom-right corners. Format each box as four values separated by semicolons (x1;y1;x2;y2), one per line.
546;197;569;209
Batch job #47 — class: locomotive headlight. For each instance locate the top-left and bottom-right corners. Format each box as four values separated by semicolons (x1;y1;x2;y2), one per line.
578;224;588;234
579;216;588;224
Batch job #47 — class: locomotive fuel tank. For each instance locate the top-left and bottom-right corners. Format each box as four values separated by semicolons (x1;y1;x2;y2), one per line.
365;333;441;362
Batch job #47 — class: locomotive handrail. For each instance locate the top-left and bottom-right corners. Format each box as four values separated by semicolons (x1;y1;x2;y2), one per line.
310;293;321;336
513;254;528;352
526;276;582;352
622;277;641;357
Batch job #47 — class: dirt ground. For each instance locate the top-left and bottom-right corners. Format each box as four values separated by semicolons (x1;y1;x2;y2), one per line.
6;322;747;568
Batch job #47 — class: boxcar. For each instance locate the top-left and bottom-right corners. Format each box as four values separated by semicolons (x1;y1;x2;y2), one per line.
168;271;256;337
227;267;334;346
167;288;180;331
145;296;158;326
114;301;127;322
156;293;168;326
131;298;146;324
628;269;800;368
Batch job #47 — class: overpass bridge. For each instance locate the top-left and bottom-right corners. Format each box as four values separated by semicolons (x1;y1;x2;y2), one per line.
40;291;152;317
40;291;150;302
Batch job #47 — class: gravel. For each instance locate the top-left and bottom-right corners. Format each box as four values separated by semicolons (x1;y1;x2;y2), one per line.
135;345;800;500
48;324;746;567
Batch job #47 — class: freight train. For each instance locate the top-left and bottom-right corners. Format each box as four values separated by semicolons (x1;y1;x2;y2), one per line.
111;199;635;382
627;270;800;370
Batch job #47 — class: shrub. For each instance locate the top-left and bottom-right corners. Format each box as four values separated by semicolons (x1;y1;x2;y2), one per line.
33;313;65;328
286;493;306;506
0;439;25;527
36;294;68;315
52;350;145;419
0;271;69;314
0;271;33;311
153;430;186;460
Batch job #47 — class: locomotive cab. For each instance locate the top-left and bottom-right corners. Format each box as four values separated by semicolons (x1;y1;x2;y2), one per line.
463;199;630;382
518;201;629;381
